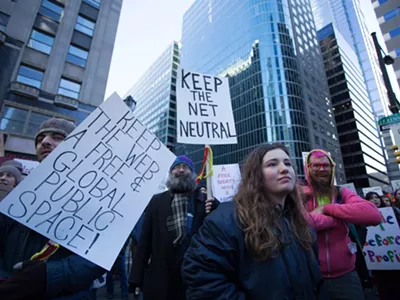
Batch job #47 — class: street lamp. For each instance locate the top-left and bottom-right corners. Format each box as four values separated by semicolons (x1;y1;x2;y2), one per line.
123;95;136;112
371;32;400;114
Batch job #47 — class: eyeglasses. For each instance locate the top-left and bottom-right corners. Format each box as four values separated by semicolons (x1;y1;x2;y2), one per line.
173;164;190;171
308;163;334;171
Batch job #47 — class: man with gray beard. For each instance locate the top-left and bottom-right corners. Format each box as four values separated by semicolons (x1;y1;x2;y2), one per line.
128;155;218;300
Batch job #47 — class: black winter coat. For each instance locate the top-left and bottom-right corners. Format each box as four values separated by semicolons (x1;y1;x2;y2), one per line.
129;190;217;300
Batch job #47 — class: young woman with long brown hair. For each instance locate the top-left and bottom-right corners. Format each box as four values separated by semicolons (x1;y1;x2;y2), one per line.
182;143;328;299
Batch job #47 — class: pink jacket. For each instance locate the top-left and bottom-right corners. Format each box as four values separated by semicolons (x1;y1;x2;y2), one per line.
303;186;381;278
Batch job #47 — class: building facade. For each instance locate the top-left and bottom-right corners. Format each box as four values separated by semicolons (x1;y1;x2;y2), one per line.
318;23;389;188
0;0;121;159
124;41;180;152
372;0;400;88
311;0;400;181
176;0;345;181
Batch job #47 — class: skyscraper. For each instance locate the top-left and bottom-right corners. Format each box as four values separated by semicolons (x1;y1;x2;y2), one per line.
0;0;121;159
311;0;400;181
318;23;389;188
177;0;345;182
372;0;400;88
124;41;180;152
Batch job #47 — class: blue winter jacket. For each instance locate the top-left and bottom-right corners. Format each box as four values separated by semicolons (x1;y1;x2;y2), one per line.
0;214;105;299
182;202;329;300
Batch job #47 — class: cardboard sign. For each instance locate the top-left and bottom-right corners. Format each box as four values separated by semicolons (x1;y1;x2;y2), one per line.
363;207;400;270
362;186;383;197
0;93;176;270
212;164;241;202
176;68;237;145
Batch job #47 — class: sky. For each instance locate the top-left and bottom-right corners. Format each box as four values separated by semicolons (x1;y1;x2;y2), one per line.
105;0;399;100
104;0;193;99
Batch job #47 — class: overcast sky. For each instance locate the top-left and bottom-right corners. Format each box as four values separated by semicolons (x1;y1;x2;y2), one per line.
104;0;399;100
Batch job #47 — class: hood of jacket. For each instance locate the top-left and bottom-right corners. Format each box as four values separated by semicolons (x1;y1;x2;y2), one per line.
304;149;335;191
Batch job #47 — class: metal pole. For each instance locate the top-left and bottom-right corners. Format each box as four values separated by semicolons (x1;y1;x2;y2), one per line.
371;32;400;114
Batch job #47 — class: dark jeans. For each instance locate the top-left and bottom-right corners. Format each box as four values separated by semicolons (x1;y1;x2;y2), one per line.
325;270;365;300
107;252;128;297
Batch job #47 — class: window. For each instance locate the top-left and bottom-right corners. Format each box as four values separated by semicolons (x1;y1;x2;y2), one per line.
0;12;10;32
16;65;44;88
66;45;88;67
75;15;95;36
378;0;388;4
39;0;63;22
26;112;51;136
83;0;100;9
389;27;400;38
384;7;400;21
28;29;54;54
58;78;81;99
0;105;69;137
0;106;28;134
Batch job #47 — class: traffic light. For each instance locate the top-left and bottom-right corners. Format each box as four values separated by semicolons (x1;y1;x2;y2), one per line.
393;144;400;164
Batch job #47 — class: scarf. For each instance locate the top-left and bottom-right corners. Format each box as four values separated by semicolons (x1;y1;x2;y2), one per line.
166;193;190;245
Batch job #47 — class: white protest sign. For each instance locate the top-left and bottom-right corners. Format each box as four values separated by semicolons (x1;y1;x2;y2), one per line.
0;93;176;270
15;159;39;175
212;164;241;202
392;180;400;191
176;68;237;145
340;183;356;193
362;207;400;270
362;186;383;197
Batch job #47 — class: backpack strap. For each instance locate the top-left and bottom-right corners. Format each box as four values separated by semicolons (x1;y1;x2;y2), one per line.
335;186;342;204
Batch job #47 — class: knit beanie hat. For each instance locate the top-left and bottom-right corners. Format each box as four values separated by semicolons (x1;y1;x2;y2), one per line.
34;118;76;146
2;160;23;173
0;165;22;185
170;155;195;173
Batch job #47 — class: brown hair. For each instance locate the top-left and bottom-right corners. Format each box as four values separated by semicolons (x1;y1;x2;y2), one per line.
235;143;315;261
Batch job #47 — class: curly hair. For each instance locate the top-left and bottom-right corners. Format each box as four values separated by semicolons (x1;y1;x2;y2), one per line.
235;143;315;261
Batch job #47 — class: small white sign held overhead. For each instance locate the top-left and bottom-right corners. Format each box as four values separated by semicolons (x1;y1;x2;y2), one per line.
212;164;241;202
176;68;237;145
391;180;400;191
0;93;176;271
340;183;356;193
362;186;383;197
363;207;400;270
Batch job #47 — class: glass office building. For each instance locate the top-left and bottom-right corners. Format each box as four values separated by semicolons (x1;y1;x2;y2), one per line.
124;41;180;152
318;24;388;188
176;0;345;181
372;0;400;88
311;0;400;180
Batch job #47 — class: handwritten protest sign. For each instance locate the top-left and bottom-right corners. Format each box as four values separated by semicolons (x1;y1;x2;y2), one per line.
0;93;176;270
362;186;383;197
212;164;241;202
362;207;400;270
176;68;237;145
15;159;39;175
392;180;400;191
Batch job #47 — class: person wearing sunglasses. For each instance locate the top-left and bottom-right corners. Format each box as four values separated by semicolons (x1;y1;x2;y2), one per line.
300;149;381;300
